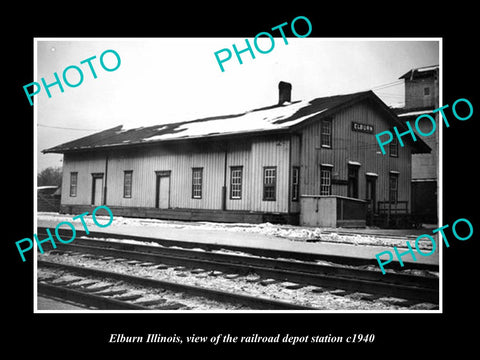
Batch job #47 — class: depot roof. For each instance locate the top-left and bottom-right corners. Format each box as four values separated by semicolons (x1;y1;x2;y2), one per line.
43;90;431;154
399;65;439;80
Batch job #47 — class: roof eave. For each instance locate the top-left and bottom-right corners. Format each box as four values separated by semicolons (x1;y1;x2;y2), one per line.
42;127;294;154
364;92;432;154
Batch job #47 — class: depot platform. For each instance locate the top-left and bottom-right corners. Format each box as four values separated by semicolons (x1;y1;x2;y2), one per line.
37;215;440;267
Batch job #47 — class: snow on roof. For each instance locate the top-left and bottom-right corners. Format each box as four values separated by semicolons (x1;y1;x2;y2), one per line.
43;92;367;153
397;109;434;117
399;65;439;80
417;65;439;72
143;103;327;142
42;90;431;154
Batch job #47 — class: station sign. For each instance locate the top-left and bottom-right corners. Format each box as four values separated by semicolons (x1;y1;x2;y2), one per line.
352;122;374;134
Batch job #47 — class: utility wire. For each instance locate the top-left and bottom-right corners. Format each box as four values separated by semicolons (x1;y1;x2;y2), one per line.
37;123;103;131
370;80;404;91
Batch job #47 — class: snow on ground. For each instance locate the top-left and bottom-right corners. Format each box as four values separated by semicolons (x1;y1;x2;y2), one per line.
37;212;434;250
40;252;427;311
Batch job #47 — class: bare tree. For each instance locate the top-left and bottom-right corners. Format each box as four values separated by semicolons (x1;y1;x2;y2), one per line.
38;166;63;187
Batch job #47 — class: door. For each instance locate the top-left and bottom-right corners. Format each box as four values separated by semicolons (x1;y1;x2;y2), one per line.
156;172;171;209
347;165;359;198
91;174;104;206
366;176;376;213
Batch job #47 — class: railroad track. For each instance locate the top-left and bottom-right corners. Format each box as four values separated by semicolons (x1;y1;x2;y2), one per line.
37;227;439;308
38;260;312;310
44;227;438;270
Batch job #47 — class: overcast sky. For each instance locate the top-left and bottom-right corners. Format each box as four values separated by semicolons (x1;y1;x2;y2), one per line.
36;38;440;173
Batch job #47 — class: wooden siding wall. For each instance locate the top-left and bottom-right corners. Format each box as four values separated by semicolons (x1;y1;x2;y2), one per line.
290;134;301;213
61;152;107;205
225;141;251;211
111;144;226;210
250;137;289;213
300;100;412;212
60;100;413;217
61;136;291;214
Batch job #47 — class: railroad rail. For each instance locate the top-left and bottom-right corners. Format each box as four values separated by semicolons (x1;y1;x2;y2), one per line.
38;282;150;310
38;227;439;305
43;227;438;270
38;260;314;310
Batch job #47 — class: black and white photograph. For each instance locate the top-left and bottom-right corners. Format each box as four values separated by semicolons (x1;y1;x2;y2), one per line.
7;6;479;355
33;37;442;313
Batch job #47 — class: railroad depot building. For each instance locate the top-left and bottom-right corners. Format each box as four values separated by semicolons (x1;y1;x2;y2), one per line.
43;83;430;227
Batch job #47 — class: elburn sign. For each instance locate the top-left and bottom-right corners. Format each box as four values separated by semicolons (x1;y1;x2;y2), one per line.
351;122;374;134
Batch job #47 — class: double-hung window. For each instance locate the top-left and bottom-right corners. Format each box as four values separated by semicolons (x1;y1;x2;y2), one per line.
390;136;398;157
123;170;133;198
230;166;243;199
192;168;203;199
320;167;332;195
292;167;300;201
70;172;78;197
263;167;276;201
321;119;332;148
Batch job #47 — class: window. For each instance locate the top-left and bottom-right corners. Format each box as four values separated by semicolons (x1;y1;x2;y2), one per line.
389;173;398;204
230;166;243;199
424;87;430;96
192;168;203;199
70;172;78;197
263;167;276;201
123;170;133;198
292;167;300;201
320;167;332;195
321;119;332;148
390;136;398;157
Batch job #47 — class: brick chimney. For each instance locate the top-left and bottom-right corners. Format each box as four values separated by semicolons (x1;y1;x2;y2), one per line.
278;81;292;104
